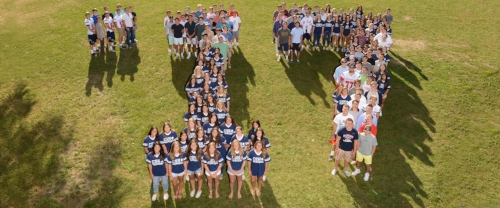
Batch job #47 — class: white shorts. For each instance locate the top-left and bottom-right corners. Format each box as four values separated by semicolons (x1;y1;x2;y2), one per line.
174;38;183;45
227;168;244;176
171;171;185;177
333;33;340;37
186;37;197;44
168;35;174;45
188;168;202;175
205;170;221;176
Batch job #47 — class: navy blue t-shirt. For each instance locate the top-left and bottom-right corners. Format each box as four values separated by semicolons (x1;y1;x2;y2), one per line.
247;150;271;177
337;128;358;151
335;94;352;112
146;153;167;176
202;153;224;172
219;123;236;144
166;153;187;174
159;131;178;152
203;123;217;137
226;150;247;171
187;151;203;171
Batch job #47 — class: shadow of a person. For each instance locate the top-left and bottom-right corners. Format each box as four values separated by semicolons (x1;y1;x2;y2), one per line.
85;55;106;96
117;45;141;82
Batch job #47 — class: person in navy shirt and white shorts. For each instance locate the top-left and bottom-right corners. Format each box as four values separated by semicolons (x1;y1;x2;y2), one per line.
247;141;271;196
186;140;204;198
166;141;188;199
203;142;224;199
226;139;247;199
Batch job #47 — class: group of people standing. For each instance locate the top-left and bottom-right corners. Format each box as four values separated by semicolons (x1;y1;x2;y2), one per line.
272;3;393;63
142;4;271;202
84;4;138;56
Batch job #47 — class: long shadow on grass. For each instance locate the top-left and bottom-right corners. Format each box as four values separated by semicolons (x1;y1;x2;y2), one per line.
0;83;73;207
280;49;335;108
226;47;255;126
339;53;435;207
117;45;141;82
170;55;196;99
85;51;117;96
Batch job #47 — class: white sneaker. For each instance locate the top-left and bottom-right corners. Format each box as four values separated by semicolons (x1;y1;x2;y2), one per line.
163;193;169;200
195;190;202;198
331;169;337;175
175;53;179;59
187;53;191;59
277;55;281;61
263;175;267;181
276;53;279;57
344;170;351;177
194;53;198;58
190;190;196;197
336;47;339;52
364;173;370;181
180;53;184;59
151;194;157;201
352;169;361;176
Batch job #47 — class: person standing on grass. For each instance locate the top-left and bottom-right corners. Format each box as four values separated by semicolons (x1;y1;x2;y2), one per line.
276;21;291;62
273;12;284;57
147;142;169;201
172;17;185;59
186;140;204;198
247;141;271;196
185;14;197;59
203;142;224;199
122;7;134;49
164;11;174;56
113;9;126;49
333;58;349;87
221;26;234;68
383;8;393;25
340;63;361;91
213;36;230;71
104;11;116;52
332;118;358;177
195;16;206;55
166;141;188;199
129;6;137;43
143;126;159;158
312;14;323;51
226;139;247;199
358;114;377;136
357;104;379;130
334;85;352;115
352;125;377;181
329;105;355;161
159;122;178;153
300;10;313;50
95;16;105;52
84;12;97;56
229;12;241;48
290;21;303;63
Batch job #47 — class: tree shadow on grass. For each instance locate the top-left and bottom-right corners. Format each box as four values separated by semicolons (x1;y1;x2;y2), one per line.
0;83;73;207
85;51;117;96
339;54;435;207
280;49;333;108
117;45;141;82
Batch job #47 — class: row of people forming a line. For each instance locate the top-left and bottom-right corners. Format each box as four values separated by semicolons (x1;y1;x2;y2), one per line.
84;4;138;56
163;4;241;62
143;120;271;201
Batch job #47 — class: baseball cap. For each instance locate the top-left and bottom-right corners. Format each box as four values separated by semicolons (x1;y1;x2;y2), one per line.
364;126;372;131
185;6;190;10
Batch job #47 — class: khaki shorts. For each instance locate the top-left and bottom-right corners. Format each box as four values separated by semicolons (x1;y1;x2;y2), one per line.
356;151;373;165
335;149;352;162
117;27;125;37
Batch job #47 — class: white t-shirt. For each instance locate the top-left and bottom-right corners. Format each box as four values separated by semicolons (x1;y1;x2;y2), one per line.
340;71;361;90
290;27;304;43
114;15;124;29
207;13;215;20
164;17;170;28
346;95;367;110
229;16;241;31
301;16;313;33
104;17;114;32
212;34;227;43
374;32;393;43
333;113;355;134
180;20;187;37
122;13;134;27
363;104;381;116
84;18;95;35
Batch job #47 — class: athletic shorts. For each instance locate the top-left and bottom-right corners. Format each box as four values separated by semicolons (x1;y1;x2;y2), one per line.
277;43;289;51
343;30;350;37
302;33;311;40
333;32;340;37
335;149;352;162
291;43;300;51
174;37;183;45
227;168;244;176
117;27;125;37
205;169;221;176
188;168;202;175
171;171;185;177
232;31;239;38
186;37;197;44
106;31;115;43
168;35;174;45
88;34;97;45
356;151;373;165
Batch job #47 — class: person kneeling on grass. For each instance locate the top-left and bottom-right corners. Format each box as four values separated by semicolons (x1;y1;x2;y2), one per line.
247;141;271;196
352;125;377;181
147;142;169;201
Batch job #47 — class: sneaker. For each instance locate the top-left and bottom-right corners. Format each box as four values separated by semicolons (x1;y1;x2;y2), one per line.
277;55;281;62
328;155;335;161
352;169;361;176
336;47;339;52
175;54;179;59
195;190;202;198
190;190;196;197
187;53;191;59
364;173;370;181
323;46;326;50
163;193;169;200
194;53;198;58
110;48;116;52
331;169;337;175
151;194;157;201
228;64;231;69
344;170;351;177
276;53;279;57
297;60;300;63
263;175;267;181
128;46;132;49
289;59;293;63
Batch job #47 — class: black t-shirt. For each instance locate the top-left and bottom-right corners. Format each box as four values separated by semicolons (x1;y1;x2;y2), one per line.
131;12;137;21
172;24;184;38
367;57;376;65
102;13;114;19
185;21;196;35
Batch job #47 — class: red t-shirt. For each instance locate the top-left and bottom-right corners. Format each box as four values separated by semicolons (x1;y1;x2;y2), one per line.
358;123;377;136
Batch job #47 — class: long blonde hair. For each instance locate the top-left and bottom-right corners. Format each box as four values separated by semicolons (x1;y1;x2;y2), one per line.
216;100;227;111
229;139;243;159
194;66;203;77
205;142;220;161
169;141;181;160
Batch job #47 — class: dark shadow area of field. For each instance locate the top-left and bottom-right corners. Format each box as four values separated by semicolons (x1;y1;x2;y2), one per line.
0;83;73;207
117;45;141;82
280;48;334;109
338;52;435;207
170;54;197;99
85;50;118;96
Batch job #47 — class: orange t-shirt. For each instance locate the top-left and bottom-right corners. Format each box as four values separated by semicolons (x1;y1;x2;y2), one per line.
358;123;377;136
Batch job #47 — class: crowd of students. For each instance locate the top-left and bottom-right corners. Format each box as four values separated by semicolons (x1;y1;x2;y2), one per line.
272;3;393;63
84;4;138;56
142;4;271;201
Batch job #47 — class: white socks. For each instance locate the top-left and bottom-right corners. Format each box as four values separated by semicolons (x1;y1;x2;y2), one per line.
330;150;335;156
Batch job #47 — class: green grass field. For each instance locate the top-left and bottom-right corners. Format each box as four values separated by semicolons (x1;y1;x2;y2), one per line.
1;0;500;207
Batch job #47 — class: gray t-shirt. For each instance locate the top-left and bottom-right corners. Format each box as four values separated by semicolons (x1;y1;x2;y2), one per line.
357;133;378;156
384;14;393;24
277;28;291;44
